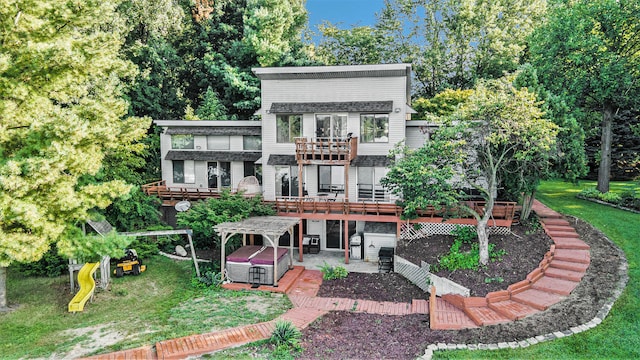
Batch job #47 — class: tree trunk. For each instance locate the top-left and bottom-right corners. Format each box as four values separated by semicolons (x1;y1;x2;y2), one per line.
520;189;536;221
597;104;614;193
477;218;489;265
0;266;7;310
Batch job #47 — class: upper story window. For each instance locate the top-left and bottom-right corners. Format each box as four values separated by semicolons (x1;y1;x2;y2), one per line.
316;114;347;138
276;114;301;143
207;135;230;150
243;135;262;151
171;134;194;149
360;114;389;143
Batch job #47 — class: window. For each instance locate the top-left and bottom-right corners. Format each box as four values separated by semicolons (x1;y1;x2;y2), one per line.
315;114;347;138
360;114;389;143
276;115;301;143
318;166;344;193
275;166;299;197
207;136;230;150
357;167;387;200
173;160;195;184
244;161;262;184
171;135;194;149
243;135;262;150
207;161;231;188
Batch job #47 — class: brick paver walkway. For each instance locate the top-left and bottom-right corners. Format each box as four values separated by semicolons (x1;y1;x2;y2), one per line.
83;200;590;359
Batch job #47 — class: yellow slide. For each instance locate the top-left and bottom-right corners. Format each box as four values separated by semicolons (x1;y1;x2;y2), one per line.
68;262;100;313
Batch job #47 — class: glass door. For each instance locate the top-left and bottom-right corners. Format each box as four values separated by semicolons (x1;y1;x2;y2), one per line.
325;220;356;250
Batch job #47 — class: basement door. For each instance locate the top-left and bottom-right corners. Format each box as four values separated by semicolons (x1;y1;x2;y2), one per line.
325;220;356;250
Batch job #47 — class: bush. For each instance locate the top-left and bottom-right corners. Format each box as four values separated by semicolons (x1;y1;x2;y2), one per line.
270;320;301;346
451;225;477;244
15;245;68;277
319;262;348;280
434;239;506;272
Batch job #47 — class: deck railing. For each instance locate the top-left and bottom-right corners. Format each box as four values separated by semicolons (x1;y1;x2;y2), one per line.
141;181;518;221
294;136;358;164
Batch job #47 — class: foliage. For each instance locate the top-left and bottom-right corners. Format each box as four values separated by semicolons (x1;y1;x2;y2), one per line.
433;238;505;272
270;320;302;347
314;25;388;65
103;187;163;232
450;226;477;244
176;191;275;249
319;262;349;280
412;89;474;120
579;187;640;211
125;224;178;259
0;0;150;309
196;87;228;120
370;0;546;97
529;0;640;193
56;229;133;263
14;245;67;278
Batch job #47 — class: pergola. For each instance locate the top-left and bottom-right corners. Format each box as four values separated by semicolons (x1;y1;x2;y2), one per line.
214;216;300;286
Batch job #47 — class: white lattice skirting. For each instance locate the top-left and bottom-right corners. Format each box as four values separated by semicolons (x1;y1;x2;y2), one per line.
400;222;511;241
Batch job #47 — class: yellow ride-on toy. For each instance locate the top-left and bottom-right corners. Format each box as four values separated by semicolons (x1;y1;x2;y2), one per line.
113;249;146;277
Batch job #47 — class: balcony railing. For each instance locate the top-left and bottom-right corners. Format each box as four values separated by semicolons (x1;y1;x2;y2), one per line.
295;136;358;165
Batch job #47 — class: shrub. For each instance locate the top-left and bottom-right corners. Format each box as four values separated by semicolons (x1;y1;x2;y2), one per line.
319;262;348;280
434;239;506;272
15;245;67;277
270;320;301;348
451;225;477;244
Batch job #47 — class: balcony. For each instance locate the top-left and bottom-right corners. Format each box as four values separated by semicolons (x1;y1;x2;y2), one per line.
295;136;358;165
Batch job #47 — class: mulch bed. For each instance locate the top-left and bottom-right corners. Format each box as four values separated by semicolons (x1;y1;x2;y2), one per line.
299;217;625;360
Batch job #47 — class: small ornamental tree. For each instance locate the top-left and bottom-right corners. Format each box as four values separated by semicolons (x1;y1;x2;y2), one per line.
384;75;558;265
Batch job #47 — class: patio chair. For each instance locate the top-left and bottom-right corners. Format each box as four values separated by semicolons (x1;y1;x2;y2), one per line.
378;247;394;273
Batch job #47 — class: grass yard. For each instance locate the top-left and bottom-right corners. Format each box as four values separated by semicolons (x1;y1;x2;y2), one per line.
0;256;292;359
434;180;640;359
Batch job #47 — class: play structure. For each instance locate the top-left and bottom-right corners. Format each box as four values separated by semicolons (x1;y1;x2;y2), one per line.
67;220;200;312
68;262;100;312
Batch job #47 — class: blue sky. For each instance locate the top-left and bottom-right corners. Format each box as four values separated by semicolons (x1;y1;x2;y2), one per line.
306;0;385;30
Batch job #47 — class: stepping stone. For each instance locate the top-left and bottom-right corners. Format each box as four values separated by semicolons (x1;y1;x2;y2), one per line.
465;306;511;326
540;218;571;226
545;267;586;282
531;276;579;296
488;300;538;320
512;288;565;310
554;249;590;264
547;230;580;239
549;259;590;272
543;225;576;232
553;237;590;250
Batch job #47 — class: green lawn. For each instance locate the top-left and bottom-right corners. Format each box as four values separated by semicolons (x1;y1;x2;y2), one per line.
0;256;291;359
434;180;640;359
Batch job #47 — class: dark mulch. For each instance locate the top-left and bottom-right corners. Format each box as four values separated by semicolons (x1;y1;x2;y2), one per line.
299;217;624;360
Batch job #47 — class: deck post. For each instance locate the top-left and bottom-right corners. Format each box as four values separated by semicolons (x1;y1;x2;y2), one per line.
298;219;304;262
344;219;349;264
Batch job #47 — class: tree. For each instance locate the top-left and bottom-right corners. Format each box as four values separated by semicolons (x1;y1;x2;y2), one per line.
529;0;640;193
369;0;546;97
383;76;558;265
314;25;388;65
0;0;150;309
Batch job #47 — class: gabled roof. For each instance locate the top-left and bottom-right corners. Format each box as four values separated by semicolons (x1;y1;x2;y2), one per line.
269;101;393;114
166;151;261;162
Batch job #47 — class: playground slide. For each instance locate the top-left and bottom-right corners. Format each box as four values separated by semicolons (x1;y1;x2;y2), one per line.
68;262;100;313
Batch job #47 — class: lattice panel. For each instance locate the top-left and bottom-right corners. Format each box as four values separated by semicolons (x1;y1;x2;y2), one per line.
400;222;511;240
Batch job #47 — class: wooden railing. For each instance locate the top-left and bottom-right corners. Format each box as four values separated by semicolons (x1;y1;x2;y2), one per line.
295;136;358;164
142;180;518;222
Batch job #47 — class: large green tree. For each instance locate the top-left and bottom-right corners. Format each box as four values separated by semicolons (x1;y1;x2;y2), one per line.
0;0;149;309
315;0;545;98
383;76;558;265
529;0;640;193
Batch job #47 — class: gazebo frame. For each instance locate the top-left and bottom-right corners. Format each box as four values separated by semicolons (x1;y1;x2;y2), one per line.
214;216;300;286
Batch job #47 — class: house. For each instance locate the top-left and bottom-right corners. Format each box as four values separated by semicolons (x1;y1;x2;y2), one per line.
146;64;515;263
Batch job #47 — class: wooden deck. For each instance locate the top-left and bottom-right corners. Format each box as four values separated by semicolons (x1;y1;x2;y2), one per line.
142;181;518;226
295;136;357;165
